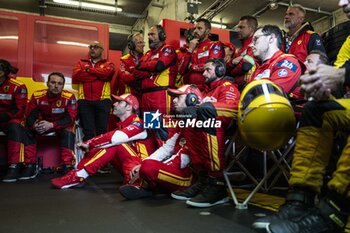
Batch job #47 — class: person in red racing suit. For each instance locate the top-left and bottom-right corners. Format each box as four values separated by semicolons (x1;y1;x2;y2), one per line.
116;32;144;102
178;18;224;92
172;59;240;208
247;25;305;99
0;59;28;183
226;15;259;91
282;4;326;62
25;72;77;177
72;41;115;141
51;93;156;189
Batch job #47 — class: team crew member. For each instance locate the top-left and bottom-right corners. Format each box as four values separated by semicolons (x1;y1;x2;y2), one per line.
248;25;304;99
0;60;28;183
133;25;176;115
178;18;224;91
72;41;115;141
25;72;77;177
253;1;350;232
283;4;326;62
117;32;145;100
51;94;156;189
172;59;240;208
118;85;204;200
226;15;258;90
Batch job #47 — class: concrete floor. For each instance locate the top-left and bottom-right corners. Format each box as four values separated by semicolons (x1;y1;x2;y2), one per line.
0;171;269;233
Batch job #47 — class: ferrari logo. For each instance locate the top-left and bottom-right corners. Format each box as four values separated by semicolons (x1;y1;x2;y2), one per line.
3;86;9;93
56;100;62;107
203;46;208;51
297;40;302;45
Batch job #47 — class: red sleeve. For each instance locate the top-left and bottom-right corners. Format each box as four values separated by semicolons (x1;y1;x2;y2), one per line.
230;47;257;77
87;61;115;81
72;61;96;83
133;69;151;80
10;83;27;120
178;52;192;75
139;46;176;72
269;58;302;94
119;60;136;84
119;121;144;138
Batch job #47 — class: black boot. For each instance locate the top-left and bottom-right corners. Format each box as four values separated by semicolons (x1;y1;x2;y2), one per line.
252;187;316;229
268;191;349;233
2;164;21;182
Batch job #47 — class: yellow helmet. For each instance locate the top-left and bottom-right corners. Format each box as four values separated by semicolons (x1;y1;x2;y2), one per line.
238;80;296;151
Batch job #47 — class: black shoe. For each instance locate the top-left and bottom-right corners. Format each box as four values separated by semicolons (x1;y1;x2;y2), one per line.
19;164;38;180
253;188;316;230
171;181;205;201
267;208;343;233
186;183;229;208
119;184;152;200
252;201;312;229
2;164;20;182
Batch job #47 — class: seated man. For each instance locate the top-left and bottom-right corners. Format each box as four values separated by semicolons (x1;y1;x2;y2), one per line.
24;72;77;178
51;93;156;189
118;84;204;200
247;24;305;99
0;59;28;182
252;1;350;230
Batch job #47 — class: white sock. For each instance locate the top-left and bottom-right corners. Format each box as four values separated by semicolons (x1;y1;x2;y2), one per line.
76;169;89;179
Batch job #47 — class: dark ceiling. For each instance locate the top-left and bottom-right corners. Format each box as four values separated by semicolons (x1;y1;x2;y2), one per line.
0;0;341;51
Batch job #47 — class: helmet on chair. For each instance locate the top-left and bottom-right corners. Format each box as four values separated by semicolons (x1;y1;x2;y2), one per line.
238;80;296;151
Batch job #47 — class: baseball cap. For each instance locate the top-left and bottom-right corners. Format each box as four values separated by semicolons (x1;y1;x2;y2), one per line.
167;84;203;102
111;93;139;110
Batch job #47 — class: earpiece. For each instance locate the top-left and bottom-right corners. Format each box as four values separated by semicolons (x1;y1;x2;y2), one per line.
213;58;226;77
185;93;199;106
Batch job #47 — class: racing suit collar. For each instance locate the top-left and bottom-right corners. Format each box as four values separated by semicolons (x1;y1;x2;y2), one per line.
117;113;139;128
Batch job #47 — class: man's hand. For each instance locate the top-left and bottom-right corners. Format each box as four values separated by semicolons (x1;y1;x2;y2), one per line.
300;64;345;101
76;142;89;152
231;56;243;65
187;38;199;53
202;96;217;103
34;120;54;134
129;164;141;184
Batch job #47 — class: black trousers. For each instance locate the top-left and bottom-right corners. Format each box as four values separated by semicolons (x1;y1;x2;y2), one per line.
78;99;112;141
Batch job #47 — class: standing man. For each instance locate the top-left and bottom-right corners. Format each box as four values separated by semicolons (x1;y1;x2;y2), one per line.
72;41;115;141
51;94;156;189
227;15;258;90
283;4;326;62
178;18;225;91
133;25;176;116
248;25;305;99
25;72;77;177
117;32;145;101
172;59;241;208
0;60;28;182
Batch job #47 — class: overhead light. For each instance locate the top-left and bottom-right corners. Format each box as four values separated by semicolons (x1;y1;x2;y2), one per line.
211;22;227;29
53;0;122;12
269;1;279;10
0;36;19;40
57;41;89;47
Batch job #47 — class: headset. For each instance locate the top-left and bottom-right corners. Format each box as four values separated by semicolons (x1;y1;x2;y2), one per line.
127;33;136;51
155;25;166;42
212;58;226;77
185;84;199;106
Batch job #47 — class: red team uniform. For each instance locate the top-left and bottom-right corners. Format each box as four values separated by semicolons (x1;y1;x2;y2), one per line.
25;89;77;165
0;77;27;164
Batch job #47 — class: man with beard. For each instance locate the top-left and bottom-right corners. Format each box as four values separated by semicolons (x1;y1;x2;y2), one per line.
133;25;177;145
283;4;326;62
25;72;77;177
226;15;258;90
247;25;304;99
178;18;224;91
72;41;115;141
172;59;240;208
